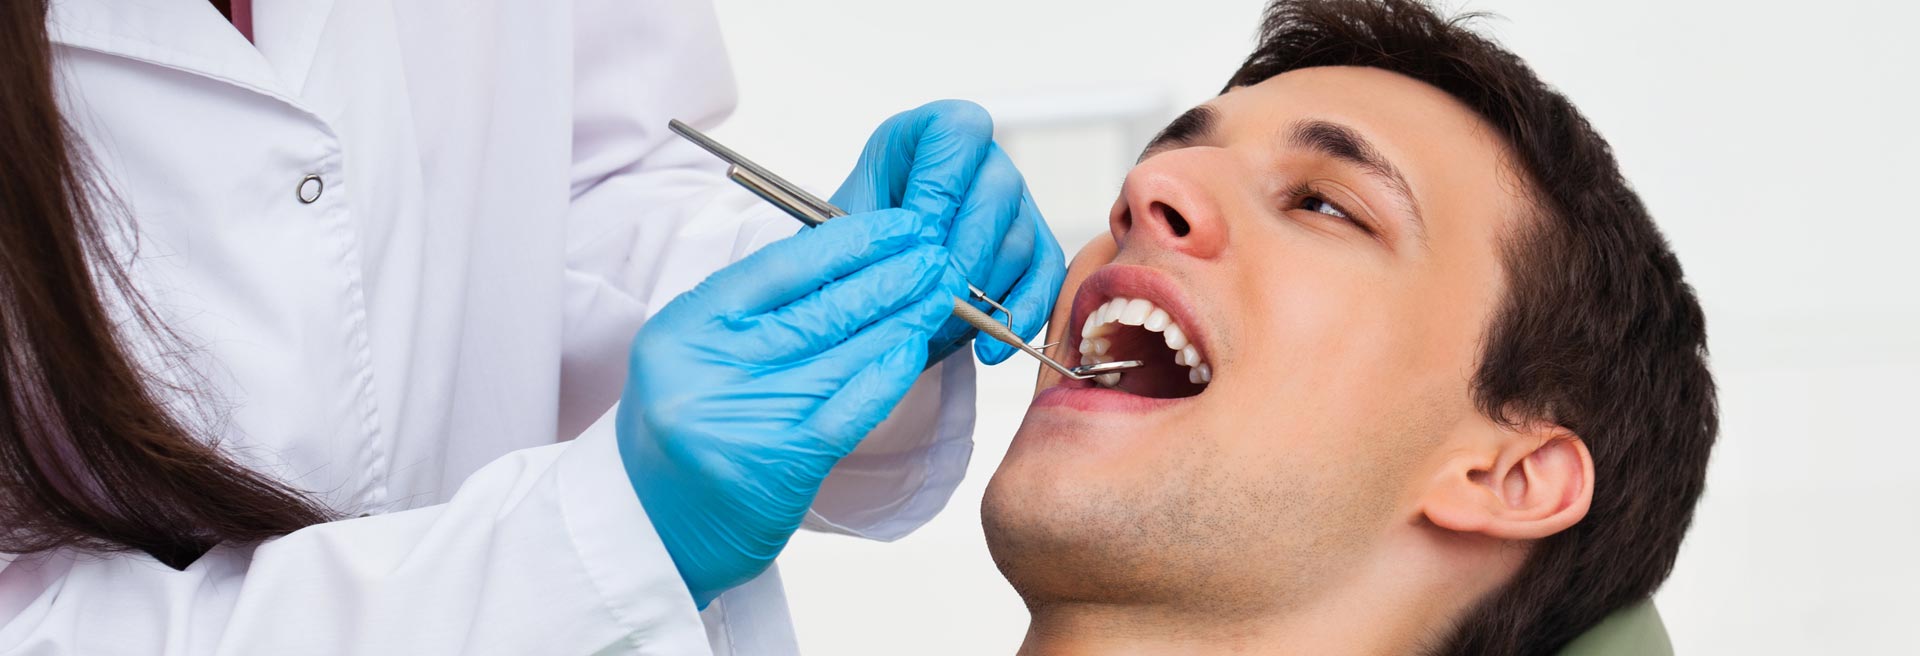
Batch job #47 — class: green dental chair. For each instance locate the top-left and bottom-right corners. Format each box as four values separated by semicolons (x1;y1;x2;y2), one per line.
1556;600;1673;655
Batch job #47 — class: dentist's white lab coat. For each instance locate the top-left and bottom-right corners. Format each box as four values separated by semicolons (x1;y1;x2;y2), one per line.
0;0;977;653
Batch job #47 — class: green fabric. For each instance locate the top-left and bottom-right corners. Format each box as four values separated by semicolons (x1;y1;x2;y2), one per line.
1557;600;1673;656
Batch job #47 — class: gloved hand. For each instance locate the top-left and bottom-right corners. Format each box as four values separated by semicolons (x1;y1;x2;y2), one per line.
618;208;964;608
830;100;1067;365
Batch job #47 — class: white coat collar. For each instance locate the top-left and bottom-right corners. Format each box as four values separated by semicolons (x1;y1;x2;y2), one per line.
47;0;338;108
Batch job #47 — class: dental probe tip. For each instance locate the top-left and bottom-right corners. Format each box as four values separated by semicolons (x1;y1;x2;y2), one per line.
950;298;1141;379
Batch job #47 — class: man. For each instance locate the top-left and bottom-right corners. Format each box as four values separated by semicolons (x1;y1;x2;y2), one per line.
981;0;1717;653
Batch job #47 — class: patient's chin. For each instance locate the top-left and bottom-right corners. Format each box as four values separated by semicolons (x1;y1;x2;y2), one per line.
981;454;1284;613
981;478;1156;606
981;434;1390;617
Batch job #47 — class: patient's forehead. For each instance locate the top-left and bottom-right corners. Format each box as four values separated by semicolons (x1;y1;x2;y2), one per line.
1209;66;1502;165
1208;66;1529;252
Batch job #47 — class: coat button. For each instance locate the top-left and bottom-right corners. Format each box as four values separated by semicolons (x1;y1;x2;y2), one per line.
297;174;324;204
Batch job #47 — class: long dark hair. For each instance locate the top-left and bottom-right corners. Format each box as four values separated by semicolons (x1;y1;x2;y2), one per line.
2;0;331;569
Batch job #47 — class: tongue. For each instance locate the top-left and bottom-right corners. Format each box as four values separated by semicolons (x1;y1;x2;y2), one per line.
1102;324;1208;399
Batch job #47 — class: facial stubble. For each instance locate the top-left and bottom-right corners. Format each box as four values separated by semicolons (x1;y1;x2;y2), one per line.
982;430;1405;629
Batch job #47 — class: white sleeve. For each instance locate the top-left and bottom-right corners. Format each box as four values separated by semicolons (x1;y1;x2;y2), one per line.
0;419;707;655
558;0;976;541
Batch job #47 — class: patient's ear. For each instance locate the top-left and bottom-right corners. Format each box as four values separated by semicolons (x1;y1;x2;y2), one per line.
1421;421;1594;540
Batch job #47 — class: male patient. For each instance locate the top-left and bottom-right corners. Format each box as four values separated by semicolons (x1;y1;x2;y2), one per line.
980;0;1717;654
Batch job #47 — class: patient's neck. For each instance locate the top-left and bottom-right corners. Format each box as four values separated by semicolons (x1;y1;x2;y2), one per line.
1014;531;1509;655
1016;594;1429;656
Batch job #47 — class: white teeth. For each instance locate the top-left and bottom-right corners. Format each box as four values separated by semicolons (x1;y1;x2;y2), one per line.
1182;360;1213;385
1083;351;1125;388
1076;295;1210;390
1143;308;1170;331
1163;323;1187;350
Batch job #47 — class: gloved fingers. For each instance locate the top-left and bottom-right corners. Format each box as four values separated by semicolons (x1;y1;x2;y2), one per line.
931;144;1026;363
974;188;1041;309
829;114;911;214
946;144;1026;297
794;292;952;455
675;208;933;321
976;193;1066;365
922;262;985;359
730;244;950;364
828;100;993;229
895;100;994;231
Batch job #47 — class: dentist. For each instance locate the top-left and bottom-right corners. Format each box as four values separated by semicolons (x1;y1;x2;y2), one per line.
0;0;1061;654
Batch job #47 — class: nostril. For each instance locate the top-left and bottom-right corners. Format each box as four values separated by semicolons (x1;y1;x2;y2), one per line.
1155;202;1191;237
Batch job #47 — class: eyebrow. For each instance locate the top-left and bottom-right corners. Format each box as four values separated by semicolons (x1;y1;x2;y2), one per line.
1287;119;1426;239
1137;108;1428;242
1137;105;1218;163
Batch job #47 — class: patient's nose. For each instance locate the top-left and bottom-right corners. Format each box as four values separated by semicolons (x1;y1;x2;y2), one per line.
1108;152;1227;260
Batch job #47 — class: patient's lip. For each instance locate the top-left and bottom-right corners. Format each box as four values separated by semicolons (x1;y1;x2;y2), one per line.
1032;384;1191;414
1066;264;1210;366
1033;264;1209;414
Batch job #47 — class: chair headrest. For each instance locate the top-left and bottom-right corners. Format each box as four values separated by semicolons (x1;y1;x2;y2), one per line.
1556;599;1673;656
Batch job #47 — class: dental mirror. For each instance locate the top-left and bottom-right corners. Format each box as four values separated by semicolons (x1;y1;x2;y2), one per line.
1067;359;1145;378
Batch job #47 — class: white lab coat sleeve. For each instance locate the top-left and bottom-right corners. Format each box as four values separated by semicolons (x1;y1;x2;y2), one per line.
558;0;976;542
0;417;707;655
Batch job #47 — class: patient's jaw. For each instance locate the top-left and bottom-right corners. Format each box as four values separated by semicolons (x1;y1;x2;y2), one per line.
982;66;1593;654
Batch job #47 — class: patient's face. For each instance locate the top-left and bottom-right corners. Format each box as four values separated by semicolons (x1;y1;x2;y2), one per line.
983;66;1529;612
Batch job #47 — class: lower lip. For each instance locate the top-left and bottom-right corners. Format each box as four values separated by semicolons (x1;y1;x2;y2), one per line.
1031;383;1194;414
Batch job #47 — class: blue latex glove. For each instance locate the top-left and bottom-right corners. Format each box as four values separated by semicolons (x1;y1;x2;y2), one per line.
830;100;1067;364
618;208;964;608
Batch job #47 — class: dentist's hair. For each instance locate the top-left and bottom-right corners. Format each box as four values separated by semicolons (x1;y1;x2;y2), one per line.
1227;1;1717;654
0;0;331;568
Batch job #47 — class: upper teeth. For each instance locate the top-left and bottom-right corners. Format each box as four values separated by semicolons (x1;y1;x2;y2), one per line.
1078;296;1211;388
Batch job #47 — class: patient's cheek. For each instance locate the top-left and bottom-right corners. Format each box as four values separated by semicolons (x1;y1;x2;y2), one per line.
1041;236;1121;359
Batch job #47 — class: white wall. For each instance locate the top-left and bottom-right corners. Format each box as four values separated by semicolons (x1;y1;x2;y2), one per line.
708;1;1920;652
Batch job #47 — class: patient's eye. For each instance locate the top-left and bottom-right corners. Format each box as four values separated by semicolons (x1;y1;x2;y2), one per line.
1285;183;1376;238
1300;195;1349;220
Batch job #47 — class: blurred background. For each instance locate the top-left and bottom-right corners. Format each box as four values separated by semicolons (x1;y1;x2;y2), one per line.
707;0;1920;652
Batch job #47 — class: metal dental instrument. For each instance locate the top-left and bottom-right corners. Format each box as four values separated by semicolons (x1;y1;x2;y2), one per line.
670;119;1143;380
669;120;1024;327
950;300;1142;380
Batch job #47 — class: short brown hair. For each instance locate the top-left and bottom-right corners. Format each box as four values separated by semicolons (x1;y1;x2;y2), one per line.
1226;1;1718;653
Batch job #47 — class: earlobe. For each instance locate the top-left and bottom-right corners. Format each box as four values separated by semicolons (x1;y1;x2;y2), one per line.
1422;426;1594;541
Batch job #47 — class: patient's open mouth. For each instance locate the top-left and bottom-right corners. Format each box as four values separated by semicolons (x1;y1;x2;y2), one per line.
1078;296;1210;399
